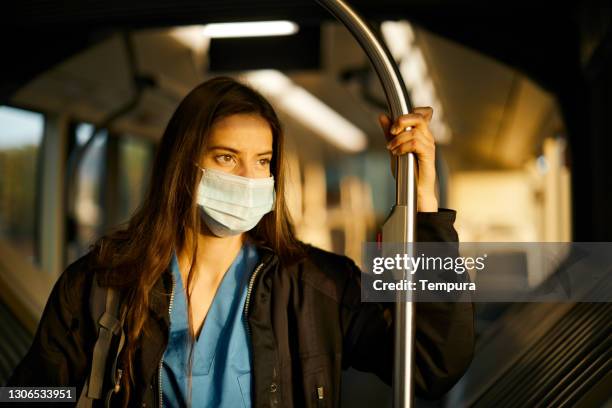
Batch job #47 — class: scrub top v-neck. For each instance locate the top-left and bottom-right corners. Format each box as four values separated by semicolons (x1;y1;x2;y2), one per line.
161;241;260;407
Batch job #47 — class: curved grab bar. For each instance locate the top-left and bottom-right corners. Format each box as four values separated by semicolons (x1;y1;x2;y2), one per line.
315;0;416;209
315;1;417;407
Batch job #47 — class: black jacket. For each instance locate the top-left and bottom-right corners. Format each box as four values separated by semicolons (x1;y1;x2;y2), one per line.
8;209;475;407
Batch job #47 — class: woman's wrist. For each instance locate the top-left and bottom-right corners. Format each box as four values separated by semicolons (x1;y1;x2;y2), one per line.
417;191;438;212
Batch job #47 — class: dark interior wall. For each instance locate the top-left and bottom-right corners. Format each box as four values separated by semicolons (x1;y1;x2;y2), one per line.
569;2;612;241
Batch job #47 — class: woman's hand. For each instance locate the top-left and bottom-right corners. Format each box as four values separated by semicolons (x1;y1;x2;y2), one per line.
378;107;439;212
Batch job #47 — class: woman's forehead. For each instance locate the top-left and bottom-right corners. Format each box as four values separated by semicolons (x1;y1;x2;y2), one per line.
207;113;273;151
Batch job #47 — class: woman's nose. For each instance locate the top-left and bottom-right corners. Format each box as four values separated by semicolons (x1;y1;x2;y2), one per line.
235;164;255;178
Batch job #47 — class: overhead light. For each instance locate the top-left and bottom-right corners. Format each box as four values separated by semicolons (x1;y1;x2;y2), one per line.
243;70;367;153
201;21;299;38
170;25;211;53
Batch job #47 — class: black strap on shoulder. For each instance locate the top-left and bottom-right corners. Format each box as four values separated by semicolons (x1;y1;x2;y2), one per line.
77;274;125;408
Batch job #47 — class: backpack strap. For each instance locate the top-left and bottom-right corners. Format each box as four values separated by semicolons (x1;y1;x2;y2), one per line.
77;274;125;408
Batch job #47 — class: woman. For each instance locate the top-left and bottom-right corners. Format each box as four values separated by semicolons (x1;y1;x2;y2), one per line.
8;77;474;407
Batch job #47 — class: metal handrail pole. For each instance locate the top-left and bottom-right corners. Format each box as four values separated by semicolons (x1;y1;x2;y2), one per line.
315;1;417;407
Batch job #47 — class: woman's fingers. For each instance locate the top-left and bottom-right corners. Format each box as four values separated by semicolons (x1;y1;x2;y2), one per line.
380;107;435;157
378;114;393;142
413;106;433;122
386;129;415;152
390;115;430;135
389;108;434;143
386;129;434;156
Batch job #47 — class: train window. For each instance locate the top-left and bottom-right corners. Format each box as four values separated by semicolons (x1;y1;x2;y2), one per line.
68;123;107;261
66;125;153;263
117;135;153;223
0;106;44;266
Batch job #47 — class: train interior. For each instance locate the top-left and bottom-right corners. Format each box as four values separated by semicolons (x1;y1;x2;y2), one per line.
1;1;611;406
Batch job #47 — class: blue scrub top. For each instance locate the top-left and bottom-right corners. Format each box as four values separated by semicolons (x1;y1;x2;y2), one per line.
161;241;260;407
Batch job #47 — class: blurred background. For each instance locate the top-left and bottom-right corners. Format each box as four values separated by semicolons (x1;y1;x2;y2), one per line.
0;1;610;406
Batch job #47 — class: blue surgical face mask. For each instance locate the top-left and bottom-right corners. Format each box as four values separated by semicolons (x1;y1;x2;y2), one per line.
196;166;275;237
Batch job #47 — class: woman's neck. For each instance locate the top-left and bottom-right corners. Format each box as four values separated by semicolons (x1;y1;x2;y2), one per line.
198;232;244;262
177;227;245;285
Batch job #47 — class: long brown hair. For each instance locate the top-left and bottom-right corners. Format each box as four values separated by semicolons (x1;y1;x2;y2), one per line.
90;76;303;406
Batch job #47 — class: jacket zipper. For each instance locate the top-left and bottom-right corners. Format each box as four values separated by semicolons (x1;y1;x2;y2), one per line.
158;273;176;408
243;261;265;337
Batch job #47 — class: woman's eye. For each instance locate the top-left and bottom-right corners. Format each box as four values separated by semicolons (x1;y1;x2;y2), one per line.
258;158;271;166
215;154;235;165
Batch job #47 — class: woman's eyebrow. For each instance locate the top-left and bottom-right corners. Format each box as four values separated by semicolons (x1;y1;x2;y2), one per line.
208;146;273;156
208;145;239;153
